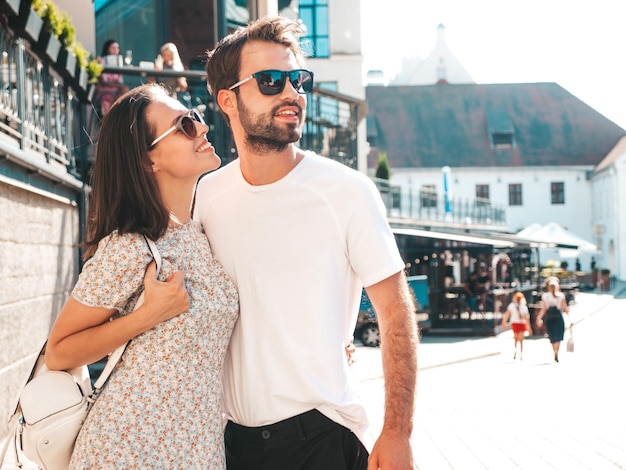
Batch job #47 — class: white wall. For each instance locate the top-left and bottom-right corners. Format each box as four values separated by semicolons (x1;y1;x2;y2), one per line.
389;165;594;238
53;0;96;55
0;181;79;438
591;144;626;277
308;0;367;171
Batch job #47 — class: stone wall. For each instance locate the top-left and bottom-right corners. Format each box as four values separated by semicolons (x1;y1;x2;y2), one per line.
0;181;80;439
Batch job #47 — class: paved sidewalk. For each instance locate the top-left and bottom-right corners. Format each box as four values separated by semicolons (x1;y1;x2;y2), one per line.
417;282;624;370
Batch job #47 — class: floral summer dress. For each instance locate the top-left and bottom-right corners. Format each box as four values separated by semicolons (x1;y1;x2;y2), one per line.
69;222;238;469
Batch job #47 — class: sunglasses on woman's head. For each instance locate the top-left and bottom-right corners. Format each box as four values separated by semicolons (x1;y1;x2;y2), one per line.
150;110;205;148
228;69;314;96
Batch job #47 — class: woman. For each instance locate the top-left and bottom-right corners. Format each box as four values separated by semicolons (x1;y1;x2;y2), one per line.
501;292;532;360
536;277;569;362
45;83;238;468
92;39;129;117
154;42;188;98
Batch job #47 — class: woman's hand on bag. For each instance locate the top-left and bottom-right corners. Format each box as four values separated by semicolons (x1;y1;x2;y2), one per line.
142;261;190;323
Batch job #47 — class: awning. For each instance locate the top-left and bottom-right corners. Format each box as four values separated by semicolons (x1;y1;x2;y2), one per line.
392;228;516;248
482;233;578;250
516;222;597;252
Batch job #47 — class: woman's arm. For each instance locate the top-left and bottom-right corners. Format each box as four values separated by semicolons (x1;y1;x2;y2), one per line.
45;262;189;370
536;298;547;325
501;308;511;330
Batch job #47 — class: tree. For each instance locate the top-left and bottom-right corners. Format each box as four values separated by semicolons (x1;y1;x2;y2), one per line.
375;152;390;180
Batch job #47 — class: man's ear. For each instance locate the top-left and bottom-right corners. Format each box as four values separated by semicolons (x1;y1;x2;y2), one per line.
216;89;237;119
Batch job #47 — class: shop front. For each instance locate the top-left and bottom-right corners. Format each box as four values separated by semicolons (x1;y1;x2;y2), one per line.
392;227;537;336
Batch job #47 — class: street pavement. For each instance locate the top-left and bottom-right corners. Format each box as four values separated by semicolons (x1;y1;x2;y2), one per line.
352;283;626;469
2;284;624;469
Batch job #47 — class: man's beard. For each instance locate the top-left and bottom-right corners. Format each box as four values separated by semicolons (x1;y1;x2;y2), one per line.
238;100;304;153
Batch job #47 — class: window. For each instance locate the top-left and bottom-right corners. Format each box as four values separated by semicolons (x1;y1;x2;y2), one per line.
509;183;522;206
492;131;515;148
299;0;329;58
486;108;515;149
420;185;437;208
551;182;565;204
475;184;490;204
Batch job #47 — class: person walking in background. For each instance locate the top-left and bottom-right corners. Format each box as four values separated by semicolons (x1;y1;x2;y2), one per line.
501;292;532;360
153;42;188;98
536;277;569;362
44;84;238;468
92;39;129;118
196;16;418;470
463;270;481;314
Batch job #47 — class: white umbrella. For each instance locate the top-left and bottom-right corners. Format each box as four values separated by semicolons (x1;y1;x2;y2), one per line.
516;223;542;239
529;222;597;253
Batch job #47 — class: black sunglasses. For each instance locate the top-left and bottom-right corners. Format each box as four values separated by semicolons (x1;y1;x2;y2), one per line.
150;110;204;148
228;69;314;96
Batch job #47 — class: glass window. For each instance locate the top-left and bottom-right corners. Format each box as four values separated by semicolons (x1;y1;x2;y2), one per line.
509;183;522;206
299;0;329;58
420;185;437;208
96;0;158;88
476;184;489;200
551;182;565;204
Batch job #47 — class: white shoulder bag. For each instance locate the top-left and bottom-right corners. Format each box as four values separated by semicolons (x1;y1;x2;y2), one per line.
1;236;160;470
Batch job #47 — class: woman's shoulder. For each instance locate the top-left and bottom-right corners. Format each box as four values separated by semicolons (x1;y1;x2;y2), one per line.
88;232;148;265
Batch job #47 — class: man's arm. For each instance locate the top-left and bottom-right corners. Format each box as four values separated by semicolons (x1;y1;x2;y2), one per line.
365;270;418;469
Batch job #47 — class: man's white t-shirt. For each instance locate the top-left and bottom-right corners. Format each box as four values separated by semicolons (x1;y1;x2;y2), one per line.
194;152;404;449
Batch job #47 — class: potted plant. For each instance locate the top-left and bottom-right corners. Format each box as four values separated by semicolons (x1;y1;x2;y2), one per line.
56;46;76;79
69;42;90;97
0;0;20;16
86;58;103;84
52;7;76;80
31;0;62;62
8;0;44;43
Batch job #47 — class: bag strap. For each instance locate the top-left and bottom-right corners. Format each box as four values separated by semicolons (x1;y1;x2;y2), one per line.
92;236;161;394
0;418;18;468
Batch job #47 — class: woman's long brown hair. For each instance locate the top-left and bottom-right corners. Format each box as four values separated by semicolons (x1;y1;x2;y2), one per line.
83;84;169;259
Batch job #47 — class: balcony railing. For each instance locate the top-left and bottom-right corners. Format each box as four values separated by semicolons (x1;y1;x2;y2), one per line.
101;64;367;170
372;178;507;226
0;25;91;190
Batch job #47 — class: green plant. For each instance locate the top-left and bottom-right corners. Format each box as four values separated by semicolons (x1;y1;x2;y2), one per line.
57;11;75;48
375;152;391;180
31;0;63;37
86;58;103;84
71;42;90;70
30;0;101;83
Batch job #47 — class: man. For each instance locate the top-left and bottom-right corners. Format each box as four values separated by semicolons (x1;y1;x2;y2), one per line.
195;16;418;469
463;271;480;313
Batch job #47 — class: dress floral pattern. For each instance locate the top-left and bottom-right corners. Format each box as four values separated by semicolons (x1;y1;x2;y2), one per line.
69;222;238;469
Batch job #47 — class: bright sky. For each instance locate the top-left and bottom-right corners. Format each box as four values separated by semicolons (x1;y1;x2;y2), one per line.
360;0;626;130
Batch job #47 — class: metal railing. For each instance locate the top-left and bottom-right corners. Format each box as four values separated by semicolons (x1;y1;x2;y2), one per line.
101;65;367;170
0;26;90;188
373;178;507;225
